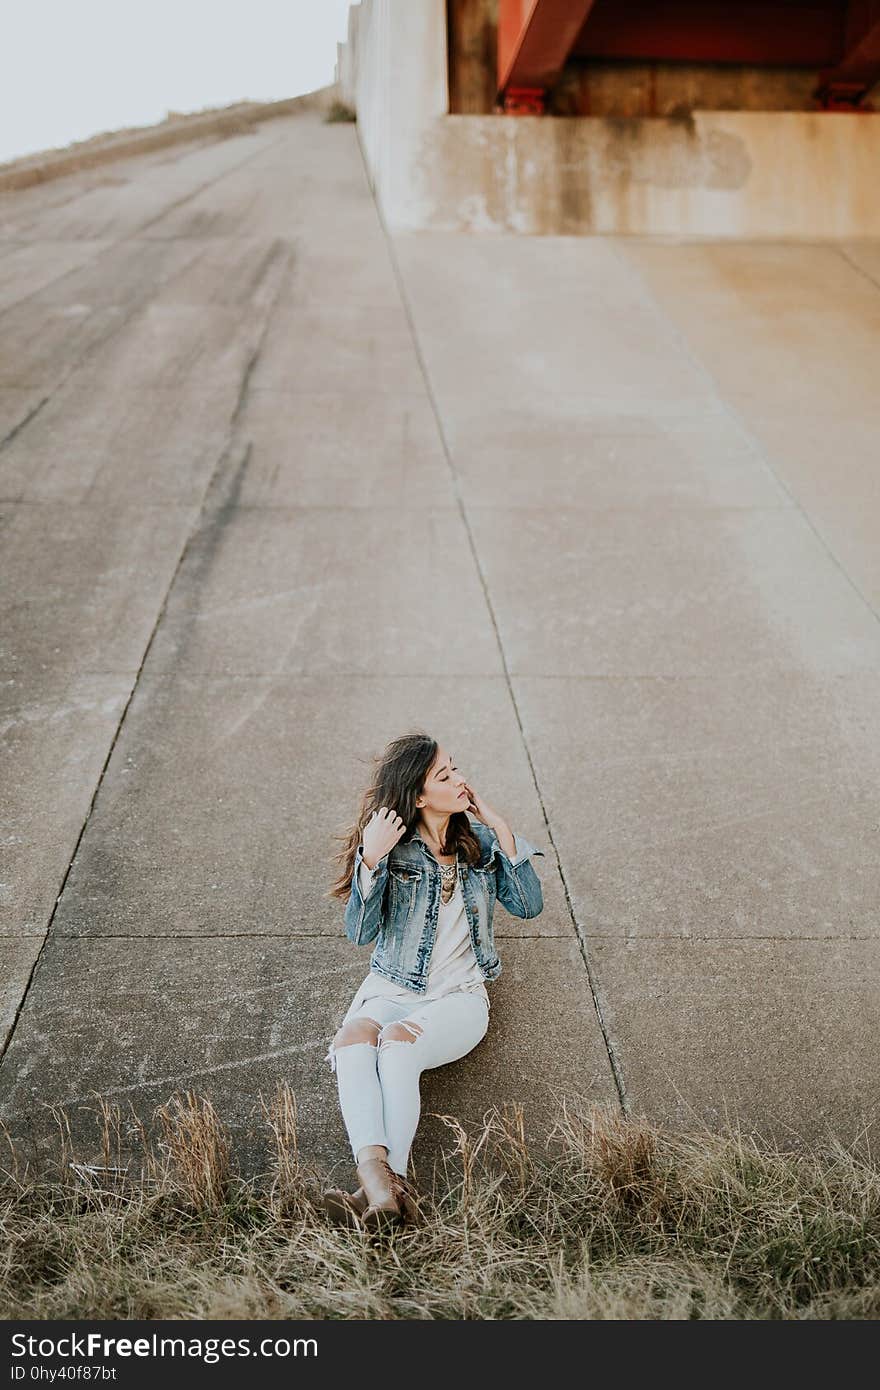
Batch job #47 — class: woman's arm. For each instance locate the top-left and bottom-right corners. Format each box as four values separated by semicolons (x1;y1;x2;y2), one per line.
488;828;546;919
463;783;546;920
342;843;390;945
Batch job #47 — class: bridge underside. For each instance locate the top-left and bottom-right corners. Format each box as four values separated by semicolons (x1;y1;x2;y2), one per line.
448;0;880;113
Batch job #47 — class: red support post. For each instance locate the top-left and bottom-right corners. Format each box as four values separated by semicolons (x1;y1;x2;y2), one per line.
503;85;547;114
497;0;598;113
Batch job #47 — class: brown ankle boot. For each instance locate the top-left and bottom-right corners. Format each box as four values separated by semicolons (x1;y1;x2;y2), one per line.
321;1184;368;1228
356;1157;404;1231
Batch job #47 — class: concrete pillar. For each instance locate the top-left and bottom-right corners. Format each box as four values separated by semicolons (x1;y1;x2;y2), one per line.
351;0;449;229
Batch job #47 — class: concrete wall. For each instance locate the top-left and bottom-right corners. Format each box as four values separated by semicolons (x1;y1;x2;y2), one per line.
338;1;880;236
348;0;449;228
413;109;880;237
336;4;360;109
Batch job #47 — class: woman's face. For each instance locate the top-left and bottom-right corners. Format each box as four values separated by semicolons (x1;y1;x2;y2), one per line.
418;747;469;816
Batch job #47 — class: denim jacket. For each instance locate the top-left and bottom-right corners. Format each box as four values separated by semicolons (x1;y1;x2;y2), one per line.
342;817;546;993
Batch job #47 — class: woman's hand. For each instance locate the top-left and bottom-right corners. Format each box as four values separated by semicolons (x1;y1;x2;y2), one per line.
361;806;408;870
462;782;501;830
463;784;516;859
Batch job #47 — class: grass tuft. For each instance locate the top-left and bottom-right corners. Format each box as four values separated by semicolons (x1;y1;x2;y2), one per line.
324;100;356;124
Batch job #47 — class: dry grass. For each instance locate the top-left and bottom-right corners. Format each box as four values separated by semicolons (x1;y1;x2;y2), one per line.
1;1088;878;1320
324;100;357;123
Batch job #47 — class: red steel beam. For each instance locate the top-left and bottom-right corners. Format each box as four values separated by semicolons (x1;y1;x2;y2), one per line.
570;0;844;68
815;0;880;104
497;0;599;110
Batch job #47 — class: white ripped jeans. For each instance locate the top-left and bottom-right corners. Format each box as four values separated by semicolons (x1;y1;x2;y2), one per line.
324;989;490;1177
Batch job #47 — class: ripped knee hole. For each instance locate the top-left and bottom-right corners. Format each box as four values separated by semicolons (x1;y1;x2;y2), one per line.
332;1018;382;1049
378;1019;423;1047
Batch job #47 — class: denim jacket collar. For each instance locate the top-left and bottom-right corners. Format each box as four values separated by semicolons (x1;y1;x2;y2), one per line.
405;818;544;871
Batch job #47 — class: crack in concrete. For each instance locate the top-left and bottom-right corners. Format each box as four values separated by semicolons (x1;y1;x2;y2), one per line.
0;392;51;451
570;933;880;942
52;1038;321;1109
17;931;877;945
35;929;574;940
835;244;880;297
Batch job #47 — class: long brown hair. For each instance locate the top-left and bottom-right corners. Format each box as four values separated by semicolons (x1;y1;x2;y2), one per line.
327;730;481;900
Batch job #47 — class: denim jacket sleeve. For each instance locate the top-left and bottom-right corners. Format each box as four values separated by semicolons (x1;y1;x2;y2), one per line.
342;842;391;945
489;829;546;919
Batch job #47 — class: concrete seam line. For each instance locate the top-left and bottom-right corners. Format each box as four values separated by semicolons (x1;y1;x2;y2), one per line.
357;131;630;1116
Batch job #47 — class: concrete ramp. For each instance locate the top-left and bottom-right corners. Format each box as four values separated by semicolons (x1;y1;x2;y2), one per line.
1;109;878;1182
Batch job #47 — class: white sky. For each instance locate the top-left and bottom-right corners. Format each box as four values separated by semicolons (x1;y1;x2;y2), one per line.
0;0;354;165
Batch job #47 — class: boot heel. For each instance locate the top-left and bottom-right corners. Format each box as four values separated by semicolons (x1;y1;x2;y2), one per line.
361;1202;403;1232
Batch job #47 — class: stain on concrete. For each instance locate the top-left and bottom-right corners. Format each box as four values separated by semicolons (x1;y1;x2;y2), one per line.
600;116;752;191
703;128;753;189
428;110;754;232
552;116;592;234
410;112;832;234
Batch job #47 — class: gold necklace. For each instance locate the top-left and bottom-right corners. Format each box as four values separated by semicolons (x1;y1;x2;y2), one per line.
418;831;457;901
438;860;457;904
